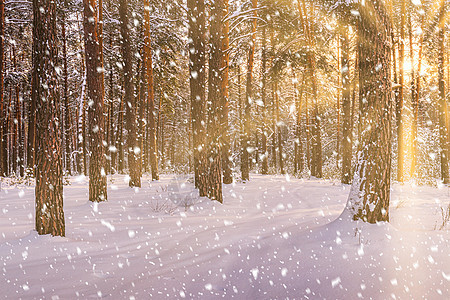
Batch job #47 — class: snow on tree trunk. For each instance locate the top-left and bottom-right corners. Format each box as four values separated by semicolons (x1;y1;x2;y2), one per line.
343;0;393;223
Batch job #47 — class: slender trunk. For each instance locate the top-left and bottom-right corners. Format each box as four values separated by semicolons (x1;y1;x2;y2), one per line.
261;26;269;175
33;0;65;236
341;26;352;184
412;15;424;176
295;74;304;175
336;35;341;167
144;0;159;180
408;10;416;178
206;0;224;200
397;0;406;183
62;18;71;175
300;0;321;178
270;27;277;171
438;3;449;184
0;0;5;176
108;31;115;173
12;46;18;174
119;0;141;187
82;87;87;175
83;0;108;202
241;0;257;182
220;0;232;184
137;56;145;178
187;0;207;195
19;88;24;177
117;93;124;173
275;81;284;174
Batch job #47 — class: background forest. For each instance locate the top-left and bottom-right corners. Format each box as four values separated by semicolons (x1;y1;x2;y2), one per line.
0;0;449;228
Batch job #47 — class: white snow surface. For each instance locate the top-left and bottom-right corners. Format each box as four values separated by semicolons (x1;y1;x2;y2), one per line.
1;174;449;299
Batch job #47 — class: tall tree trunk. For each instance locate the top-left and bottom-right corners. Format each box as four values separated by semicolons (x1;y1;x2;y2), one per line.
187;0;207;195
220;0;232;185
341;26;352;184
295;74;304;175
336;36;341;168
241;0;257;181
144;0;159;180
299;0;322;178
412;14;424;177
0;0;5;177
206;0;228;202
275;81;284;174
19;88;24;177
408;9;416;178
117;93;124;174
344;0;393;223
98;0;104;99
137;56;145;178
108;29;115;173
33;0;65;236
12;46;18;174
270;28;277;171
438;2;449;184
62;16;71;175
397;0;406;183
119;0;141;187
261;25;269;175
83;0;108;202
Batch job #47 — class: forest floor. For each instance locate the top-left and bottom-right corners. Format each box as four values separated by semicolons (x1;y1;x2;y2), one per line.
0;174;449;299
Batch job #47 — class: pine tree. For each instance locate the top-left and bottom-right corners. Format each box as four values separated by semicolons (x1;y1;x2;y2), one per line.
346;1;393;222
340;25;352;184
437;1;449;184
144;0;159;181
0;0;5;177
242;0;257;182
119;0;141;187
187;0;207;195
33;0;65;236
83;0;108;202
397;0;406;183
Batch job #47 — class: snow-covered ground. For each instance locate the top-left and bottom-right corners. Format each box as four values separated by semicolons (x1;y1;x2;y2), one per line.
1;174;449;299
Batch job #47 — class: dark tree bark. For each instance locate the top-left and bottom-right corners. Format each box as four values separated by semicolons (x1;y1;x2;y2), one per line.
83;0;108;202
119;0;141;187
187;0;207;195
241;0;257;181
33;0;65;236
340;26;352;184
144;0;159;181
